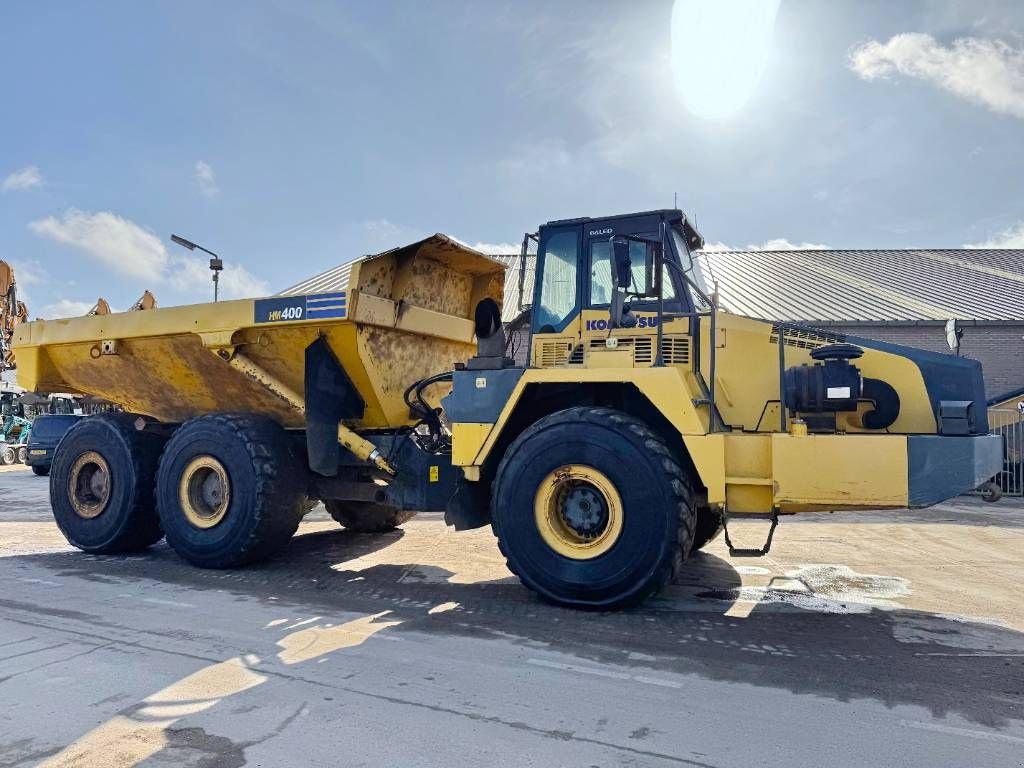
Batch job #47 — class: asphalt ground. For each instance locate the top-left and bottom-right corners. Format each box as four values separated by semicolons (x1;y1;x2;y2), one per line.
0;462;1022;767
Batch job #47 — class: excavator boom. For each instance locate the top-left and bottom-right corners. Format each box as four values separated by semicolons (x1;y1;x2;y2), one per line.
0;260;29;372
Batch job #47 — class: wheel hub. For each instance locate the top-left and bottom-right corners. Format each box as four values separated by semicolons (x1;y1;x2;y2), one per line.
534;465;624;560
179;456;231;529
68;451;111;519
559;484;609;539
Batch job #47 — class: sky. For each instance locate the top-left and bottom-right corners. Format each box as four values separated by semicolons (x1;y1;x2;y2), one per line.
2;0;1023;318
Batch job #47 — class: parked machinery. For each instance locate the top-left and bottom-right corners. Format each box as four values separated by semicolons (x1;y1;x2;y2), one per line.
0;260;29;373
13;213;1002;608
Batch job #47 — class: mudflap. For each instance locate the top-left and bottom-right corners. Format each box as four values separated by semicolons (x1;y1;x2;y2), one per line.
445;476;492;531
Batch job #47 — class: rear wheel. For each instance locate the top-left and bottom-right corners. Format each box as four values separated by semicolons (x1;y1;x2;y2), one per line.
324;500;415;532
492;406;697;610
0;446;14;465
32;464;50;477
156;414;304;568
17;446;27;464
49;414;165;553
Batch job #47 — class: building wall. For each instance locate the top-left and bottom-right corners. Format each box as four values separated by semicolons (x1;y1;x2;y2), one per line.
823;322;1024;402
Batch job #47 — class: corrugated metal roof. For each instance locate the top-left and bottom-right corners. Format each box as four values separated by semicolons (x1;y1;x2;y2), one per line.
699;248;1024;321
281;243;1024;325
279;260;359;297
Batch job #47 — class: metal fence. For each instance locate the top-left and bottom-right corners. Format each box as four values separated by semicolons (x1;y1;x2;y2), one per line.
989;407;1024;496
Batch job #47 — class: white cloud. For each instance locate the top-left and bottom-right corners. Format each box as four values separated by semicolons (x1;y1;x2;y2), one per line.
699;241;733;252
29;209;168;281
40;299;97;319
849;33;1024;119
29;208;268;301
469;242;520;256
964;222;1024;248
169;256;269;300
754;238;830;251
699;238;829;252
194;160;220;198
2;166;44;193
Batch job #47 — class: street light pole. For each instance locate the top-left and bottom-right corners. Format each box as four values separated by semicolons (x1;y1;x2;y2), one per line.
171;234;224;302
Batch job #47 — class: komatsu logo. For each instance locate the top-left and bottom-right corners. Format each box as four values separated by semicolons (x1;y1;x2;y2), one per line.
589;228;613;237
586;316;660;331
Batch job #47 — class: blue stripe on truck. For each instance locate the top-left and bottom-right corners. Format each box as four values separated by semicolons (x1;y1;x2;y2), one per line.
254;292;347;323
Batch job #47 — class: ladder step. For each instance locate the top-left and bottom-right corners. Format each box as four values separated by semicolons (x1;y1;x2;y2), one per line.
725;476;773;486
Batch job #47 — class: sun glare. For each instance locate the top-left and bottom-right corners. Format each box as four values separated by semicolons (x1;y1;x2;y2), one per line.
671;0;780;119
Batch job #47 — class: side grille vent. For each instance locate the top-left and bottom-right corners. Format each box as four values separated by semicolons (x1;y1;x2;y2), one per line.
769;324;846;350
537;338;575;367
660;335;690;365
585;334;690;366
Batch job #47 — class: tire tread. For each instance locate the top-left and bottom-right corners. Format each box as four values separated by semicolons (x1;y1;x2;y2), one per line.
491;406;698;608
156;413;302;568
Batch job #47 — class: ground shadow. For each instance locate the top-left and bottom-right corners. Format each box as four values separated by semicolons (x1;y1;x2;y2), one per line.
9;526;1023;731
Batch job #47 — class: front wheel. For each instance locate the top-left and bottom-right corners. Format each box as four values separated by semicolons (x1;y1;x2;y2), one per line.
32;464;50;477
492;407;697;610
17;446;27;464
0;446;14;465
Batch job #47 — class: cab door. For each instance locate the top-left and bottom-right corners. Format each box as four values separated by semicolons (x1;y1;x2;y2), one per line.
530;225;583;367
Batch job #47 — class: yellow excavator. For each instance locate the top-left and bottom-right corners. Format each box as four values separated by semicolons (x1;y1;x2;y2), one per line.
13;211;1003;609
0;260;29;373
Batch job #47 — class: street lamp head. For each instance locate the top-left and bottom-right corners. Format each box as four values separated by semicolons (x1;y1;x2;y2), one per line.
169;233;223;301
170;234;198;251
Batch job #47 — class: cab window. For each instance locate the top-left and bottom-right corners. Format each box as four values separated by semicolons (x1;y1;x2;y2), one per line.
589;240;676;305
534;230;579;331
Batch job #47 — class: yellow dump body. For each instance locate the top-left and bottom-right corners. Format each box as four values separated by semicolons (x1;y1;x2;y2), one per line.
13;235;505;428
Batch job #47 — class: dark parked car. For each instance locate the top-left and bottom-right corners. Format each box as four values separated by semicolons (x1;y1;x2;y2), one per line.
25;414;83;476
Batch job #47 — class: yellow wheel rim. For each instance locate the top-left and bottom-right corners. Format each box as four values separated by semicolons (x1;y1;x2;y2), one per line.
68;451;111;519
179;456;231;529
534;464;624;560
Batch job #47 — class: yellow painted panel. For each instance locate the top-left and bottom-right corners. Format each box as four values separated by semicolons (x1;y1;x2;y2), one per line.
469;366;722;494
682;433;725;504
586;349;634;368
452;422;493;466
699;311;937;435
771;433;908;510
724;433;772;478
722;432;773;513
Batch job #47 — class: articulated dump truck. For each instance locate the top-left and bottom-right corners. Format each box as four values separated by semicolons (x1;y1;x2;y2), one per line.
14;210;1003;609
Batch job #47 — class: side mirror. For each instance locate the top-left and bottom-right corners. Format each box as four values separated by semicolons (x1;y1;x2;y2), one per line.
945;318;963;355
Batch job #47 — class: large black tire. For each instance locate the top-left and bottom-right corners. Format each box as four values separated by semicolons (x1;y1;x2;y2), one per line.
691;508;724;551
324;500;415;532
49;413;165;553
492;406;697;609
32;464;50;477
155;414;304;568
